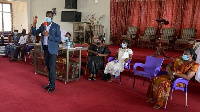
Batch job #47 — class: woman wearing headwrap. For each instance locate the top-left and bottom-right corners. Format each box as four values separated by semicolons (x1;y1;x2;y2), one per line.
147;48;199;109
87;36;111;81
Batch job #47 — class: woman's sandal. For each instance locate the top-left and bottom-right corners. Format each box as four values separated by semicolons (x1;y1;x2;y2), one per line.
146;98;154;103
153;104;161;109
107;80;114;82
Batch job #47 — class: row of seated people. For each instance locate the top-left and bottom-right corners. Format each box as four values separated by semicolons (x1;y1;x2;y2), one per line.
2;30;199;109
2;29;72;63
2;29;36;62
87;36;199;109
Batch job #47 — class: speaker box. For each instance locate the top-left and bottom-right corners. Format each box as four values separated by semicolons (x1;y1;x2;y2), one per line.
61;11;81;22
65;0;77;9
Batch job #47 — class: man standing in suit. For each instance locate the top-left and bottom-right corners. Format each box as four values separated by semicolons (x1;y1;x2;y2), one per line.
32;11;61;93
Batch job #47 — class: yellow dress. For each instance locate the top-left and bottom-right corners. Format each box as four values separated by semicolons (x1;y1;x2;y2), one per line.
147;57;199;107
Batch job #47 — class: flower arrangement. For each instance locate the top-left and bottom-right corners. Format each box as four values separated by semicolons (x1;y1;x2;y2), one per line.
82;14;105;26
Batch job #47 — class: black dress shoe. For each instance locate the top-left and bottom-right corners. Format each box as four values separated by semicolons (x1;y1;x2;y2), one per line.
47;88;55;93
43;84;51;89
2;55;8;58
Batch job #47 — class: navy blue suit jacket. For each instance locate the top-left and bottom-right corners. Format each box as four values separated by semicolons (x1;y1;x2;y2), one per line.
31;22;61;54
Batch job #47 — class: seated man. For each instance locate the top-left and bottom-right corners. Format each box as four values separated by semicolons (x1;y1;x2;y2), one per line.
2;30;20;58
10;29;28;61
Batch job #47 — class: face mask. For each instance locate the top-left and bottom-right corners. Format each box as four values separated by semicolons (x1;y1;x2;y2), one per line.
97;42;101;45
22;32;26;35
182;54;189;61
14;32;18;35
65;37;68;40
45;17;52;23
121;43;126;48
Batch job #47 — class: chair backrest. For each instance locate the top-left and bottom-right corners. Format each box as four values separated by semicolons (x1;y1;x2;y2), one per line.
172;78;189;93
108;57;115;62
161;28;175;39
124;60;131;69
127;26;137;38
144;56;164;74
93;25;104;37
144;27;156;38
181;28;196;40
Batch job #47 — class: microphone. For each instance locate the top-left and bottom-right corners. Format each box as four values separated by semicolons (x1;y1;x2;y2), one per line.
43;22;47;31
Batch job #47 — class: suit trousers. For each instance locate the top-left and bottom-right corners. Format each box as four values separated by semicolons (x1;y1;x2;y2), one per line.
43;45;57;89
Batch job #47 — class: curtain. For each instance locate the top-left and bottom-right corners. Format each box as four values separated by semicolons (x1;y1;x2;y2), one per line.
110;0;200;44
110;0;133;44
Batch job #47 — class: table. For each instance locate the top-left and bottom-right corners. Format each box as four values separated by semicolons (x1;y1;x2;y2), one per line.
31;43;88;83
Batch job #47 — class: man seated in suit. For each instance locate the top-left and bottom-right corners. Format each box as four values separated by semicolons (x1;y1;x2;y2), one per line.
2;30;20;58
10;29;28;61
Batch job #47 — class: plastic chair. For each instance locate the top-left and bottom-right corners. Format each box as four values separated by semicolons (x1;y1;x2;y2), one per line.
157;71;189;109
108;57;131;84
132;56;164;89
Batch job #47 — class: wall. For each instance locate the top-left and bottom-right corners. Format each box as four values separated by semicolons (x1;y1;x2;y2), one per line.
30;0;76;36
14;0;111;44
77;0;111;44
12;1;28;32
13;0;30;32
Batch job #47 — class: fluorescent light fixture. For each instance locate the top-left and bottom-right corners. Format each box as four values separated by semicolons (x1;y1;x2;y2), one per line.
95;0;98;4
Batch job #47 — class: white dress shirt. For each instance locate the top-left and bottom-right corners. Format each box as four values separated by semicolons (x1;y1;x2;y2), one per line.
44;23;52;45
18;35;28;45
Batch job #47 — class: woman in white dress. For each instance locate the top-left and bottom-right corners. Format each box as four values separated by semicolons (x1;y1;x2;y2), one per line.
104;39;133;82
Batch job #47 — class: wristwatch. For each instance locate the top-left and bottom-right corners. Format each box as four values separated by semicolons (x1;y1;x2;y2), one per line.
172;72;176;75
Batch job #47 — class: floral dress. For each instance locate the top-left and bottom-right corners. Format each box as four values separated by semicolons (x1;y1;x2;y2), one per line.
147;57;199;107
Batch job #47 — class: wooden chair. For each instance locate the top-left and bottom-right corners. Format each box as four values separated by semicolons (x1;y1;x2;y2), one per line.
160;28;175;50
121;26;138;46
138;27;156;48
174;28;196;50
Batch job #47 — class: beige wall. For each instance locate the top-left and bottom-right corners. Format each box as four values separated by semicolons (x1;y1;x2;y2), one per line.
30;0;76;37
12;1;28;33
12;0;111;44
77;0;111;44
13;0;30;32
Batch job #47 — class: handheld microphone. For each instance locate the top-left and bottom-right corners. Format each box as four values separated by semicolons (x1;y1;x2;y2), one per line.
43;22;47;31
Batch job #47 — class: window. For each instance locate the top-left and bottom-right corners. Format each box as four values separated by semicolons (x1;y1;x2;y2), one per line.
0;3;12;32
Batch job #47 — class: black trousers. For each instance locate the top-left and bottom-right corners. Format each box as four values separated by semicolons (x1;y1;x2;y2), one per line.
43;45;57;89
13;46;27;58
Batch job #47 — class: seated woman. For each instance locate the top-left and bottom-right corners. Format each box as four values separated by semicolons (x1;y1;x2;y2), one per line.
147;48;199;109
87;36;111;81
104;39;133;82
